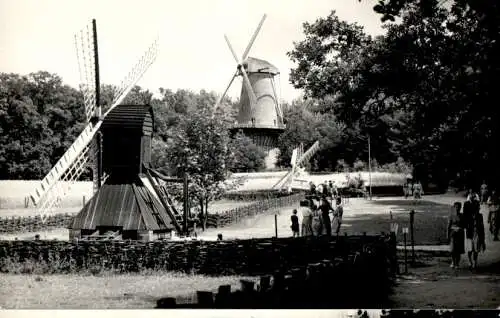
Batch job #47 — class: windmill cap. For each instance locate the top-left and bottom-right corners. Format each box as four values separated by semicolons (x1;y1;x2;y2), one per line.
243;57;279;75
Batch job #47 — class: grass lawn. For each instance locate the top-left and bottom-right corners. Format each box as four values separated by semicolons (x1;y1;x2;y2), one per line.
0;272;258;309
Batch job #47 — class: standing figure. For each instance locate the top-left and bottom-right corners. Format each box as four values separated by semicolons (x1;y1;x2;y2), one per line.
299;200;313;237
331;197;344;236
319;197;332;236
322;181;329;197
480;181;488;204
311;206;323;236
309;182;317;195
447;202;465;268
290;209;300;238
464;198;486;269
403;182;409;199
487;190;499;241
413;181;423;199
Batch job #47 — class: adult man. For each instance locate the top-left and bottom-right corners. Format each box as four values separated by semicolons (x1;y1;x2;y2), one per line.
319;197;333;236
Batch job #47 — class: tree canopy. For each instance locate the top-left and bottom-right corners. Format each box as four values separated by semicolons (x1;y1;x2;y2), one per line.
285;1;500;189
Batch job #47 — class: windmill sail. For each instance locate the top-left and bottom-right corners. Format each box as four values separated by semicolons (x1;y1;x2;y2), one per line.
272;141;320;191
30;26;159;222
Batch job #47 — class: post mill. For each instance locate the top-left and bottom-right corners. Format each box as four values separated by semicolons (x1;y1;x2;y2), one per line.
29;19;191;241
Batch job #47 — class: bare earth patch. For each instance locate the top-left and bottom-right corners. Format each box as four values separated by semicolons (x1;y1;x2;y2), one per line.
391;252;500;309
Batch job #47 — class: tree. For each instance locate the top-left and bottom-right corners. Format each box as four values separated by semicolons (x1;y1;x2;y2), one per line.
228;131;266;172
164;107;232;230
289;2;500;189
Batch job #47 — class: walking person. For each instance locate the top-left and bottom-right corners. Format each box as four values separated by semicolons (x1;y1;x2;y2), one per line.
447;202;465;268
319;197;333;236
299;200;313;237
463;190;480;231
480;181;488;205
464;200;486;269
487;190;499;241
331;197;344;236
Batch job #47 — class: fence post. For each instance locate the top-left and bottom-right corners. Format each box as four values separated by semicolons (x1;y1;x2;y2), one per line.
409;209;415;265
82;196;86;207
274;214;278;238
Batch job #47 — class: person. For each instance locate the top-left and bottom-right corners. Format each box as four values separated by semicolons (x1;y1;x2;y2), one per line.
290;209;300;237
299;200;313;237
309;182;317;195
464;200;486;269
322;181;329;197
331;181;339;200
463;191;480;231
487;190;499;241
403;182;409;199
480;181;488;204
319;197;332;236
447;202;465;268
413;181;423;199
311;205;323;236
331;197;344;236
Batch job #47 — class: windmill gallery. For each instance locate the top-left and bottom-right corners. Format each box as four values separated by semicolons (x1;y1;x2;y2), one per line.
28;16;295;241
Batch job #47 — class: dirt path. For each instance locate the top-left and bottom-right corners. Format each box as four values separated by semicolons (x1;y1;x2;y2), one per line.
390;194;500;309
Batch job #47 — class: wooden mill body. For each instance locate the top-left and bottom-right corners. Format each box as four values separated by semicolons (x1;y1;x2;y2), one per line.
69;105;178;241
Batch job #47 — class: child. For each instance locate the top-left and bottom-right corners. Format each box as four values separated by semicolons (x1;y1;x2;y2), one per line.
291;209;300;237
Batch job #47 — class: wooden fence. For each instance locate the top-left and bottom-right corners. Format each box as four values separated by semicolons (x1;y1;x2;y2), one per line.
206;193;303;228
152;234;396;308
0;194;302;235
0;235;396;277
0;214;73;234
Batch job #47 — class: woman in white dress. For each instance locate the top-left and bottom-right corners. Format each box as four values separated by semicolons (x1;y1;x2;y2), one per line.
331;197;344;236
299;200;313;237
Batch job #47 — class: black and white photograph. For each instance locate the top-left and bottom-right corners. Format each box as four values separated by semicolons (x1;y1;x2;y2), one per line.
1;0;500;311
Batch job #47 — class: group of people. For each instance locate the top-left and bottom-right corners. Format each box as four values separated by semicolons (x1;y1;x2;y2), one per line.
290;195;344;237
403;180;423;199
309;180;340;199
447;187;499;269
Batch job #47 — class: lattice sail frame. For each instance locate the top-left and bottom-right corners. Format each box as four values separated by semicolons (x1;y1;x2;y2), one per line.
30;23;159;223
272;141;319;191
75;21;102;194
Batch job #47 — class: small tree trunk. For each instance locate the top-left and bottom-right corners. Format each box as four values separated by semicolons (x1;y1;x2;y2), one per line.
199;198;207;231
203;198;209;231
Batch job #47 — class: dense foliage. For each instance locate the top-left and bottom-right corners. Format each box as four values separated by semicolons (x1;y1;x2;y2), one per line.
285;0;500;189
3;0;498;193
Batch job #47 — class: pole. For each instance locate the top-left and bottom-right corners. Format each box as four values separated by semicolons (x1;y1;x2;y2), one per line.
92;19;101;115
368;135;372;200
403;231;408;274
92;19;103;189
410;210;415;264
274;214;278;238
183;172;189;235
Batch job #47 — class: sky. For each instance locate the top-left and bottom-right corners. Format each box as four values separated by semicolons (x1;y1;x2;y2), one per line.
0;0;386;103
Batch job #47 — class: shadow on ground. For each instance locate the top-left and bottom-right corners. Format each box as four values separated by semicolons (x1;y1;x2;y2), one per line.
342;199;451;245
